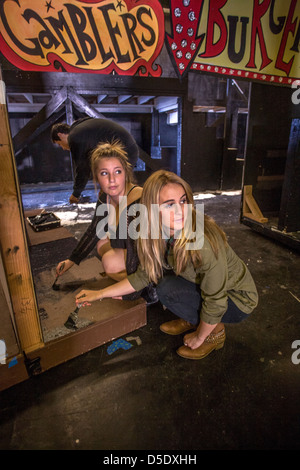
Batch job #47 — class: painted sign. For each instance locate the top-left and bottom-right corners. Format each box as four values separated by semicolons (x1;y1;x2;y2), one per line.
0;0;164;76
166;0;300;84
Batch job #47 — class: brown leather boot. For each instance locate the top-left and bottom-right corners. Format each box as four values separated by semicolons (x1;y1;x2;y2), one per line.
160;318;196;335
177;328;226;359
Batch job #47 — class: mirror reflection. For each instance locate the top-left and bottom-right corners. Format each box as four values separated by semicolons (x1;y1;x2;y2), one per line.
11;87;180;343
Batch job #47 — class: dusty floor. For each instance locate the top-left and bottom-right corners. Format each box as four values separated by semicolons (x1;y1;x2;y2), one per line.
0;183;299;451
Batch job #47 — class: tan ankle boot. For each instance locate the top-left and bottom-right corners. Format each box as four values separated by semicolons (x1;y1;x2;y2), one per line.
160;318;195;336
177;328;226;359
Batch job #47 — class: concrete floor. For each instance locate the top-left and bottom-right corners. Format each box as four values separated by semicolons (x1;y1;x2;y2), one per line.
0;184;299;450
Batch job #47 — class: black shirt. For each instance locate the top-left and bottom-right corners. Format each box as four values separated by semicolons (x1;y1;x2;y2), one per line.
69;188;140;276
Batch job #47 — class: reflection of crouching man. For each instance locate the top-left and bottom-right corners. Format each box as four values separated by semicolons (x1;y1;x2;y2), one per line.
51;117;139;204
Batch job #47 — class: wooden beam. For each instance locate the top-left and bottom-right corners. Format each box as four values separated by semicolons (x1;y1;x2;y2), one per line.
242;185;268;223
3;71;188;97
67;87;105;119
12;87;68;154
0;68;44;353
118;95;133;104
139;147;162;172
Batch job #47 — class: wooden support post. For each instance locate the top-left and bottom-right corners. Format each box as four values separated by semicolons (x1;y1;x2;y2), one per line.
0;69;44;353
278;119;300;232
242;185;268;223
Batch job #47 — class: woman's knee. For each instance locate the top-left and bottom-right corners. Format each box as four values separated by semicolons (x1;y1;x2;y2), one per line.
156;276;201;325
97;239;111;257
221;298;250;324
101;249;126;274
156;276;200;304
156;276;177;302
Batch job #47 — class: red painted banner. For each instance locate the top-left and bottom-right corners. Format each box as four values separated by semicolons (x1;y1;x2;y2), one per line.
0;0;165;76
0;0;299;84
166;0;300;84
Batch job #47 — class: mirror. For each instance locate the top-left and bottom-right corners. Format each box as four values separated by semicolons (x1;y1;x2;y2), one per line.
6;71;182;344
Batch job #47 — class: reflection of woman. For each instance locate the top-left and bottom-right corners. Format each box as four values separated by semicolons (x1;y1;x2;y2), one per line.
76;170;258;360
56;140;142;283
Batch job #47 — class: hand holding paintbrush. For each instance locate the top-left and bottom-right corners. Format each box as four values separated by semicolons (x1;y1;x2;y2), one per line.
64;293;91;330
52;261;65;290
52;259;75;290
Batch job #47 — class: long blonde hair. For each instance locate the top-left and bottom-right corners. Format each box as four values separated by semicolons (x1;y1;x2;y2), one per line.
137;170;227;284
90;139;135;190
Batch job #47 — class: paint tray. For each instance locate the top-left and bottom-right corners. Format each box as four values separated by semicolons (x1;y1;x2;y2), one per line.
27;211;61;232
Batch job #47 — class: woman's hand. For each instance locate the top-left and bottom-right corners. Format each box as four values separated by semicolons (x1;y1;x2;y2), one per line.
56;259;74;276
183;320;218;349
76;289;103;304
75;278;136;306
183;331;205;350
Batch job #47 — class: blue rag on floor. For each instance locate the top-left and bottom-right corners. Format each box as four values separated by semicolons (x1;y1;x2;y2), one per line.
107;339;133;355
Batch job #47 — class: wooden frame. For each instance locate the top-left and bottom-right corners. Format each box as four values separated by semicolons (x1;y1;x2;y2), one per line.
0;68;147;391
0;69;44;354
0;301;146;391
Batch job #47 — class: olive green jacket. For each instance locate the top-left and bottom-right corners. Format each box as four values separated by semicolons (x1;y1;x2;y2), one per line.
128;236;258;325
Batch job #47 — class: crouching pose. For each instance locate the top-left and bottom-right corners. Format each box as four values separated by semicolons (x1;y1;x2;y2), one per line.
56;140;142;286
76;170;258;360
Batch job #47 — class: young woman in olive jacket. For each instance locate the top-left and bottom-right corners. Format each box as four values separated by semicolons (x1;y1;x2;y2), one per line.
76;170;258;360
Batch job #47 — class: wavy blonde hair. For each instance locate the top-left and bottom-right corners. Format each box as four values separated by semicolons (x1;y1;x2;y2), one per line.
137;170;227;284
90;139;135;189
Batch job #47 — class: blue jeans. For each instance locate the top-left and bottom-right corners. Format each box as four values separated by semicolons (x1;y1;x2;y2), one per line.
156;274;249;326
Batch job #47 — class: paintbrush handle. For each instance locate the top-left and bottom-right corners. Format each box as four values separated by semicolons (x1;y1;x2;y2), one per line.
53;261;65;283
57;261;65;276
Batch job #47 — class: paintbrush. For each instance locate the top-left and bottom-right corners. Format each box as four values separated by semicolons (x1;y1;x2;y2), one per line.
64;304;81;330
64;293;88;330
52;262;65;291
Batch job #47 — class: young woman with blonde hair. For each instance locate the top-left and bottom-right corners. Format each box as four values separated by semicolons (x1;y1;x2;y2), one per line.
56;140;143;287
76;170;258;360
